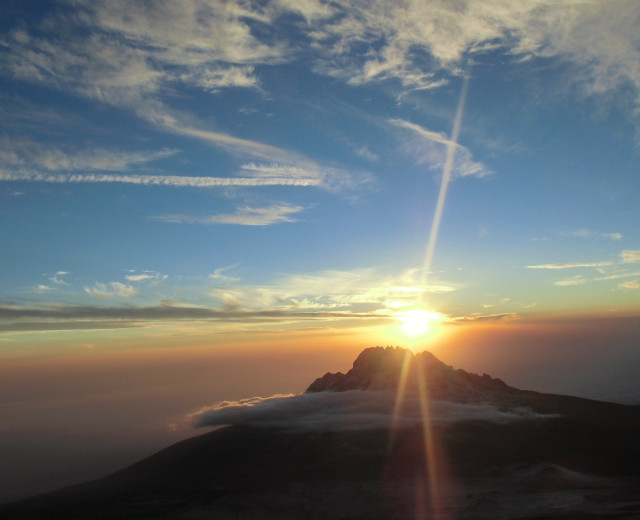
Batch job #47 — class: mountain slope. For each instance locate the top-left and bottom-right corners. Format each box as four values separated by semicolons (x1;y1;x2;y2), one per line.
2;347;640;519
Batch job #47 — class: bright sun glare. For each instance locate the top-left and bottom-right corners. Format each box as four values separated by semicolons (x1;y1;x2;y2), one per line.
398;309;442;337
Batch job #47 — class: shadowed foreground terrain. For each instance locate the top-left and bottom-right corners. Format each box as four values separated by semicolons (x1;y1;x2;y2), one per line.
2;347;640;519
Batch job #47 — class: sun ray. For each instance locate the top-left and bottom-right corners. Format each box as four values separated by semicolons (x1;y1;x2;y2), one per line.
421;74;470;294
395;75;470;518
416;361;442;518
388;348;414;449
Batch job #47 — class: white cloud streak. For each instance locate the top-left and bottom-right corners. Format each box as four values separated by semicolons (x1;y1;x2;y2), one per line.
622;250;640;263
596;272;640;282
84;282;139;300
527;261;613;270
0;138;176;172
0;138;370;193
152;204;307;226
563;229;623;241
124;272;167;284
554;278;588;287
0;170;320;188
0;303;384;333
191;390;554;431
3;266;455;332
390;118;491;178
528;251;640;288
208;265;241;283
239;162;375;193
208;267;457;313
49;272;69;285
125;274;156;282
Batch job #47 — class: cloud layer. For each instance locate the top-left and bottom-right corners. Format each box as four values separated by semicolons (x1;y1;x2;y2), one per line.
191;390;554;431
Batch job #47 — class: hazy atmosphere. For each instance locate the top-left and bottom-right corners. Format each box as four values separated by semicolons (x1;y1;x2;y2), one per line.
1;0;639;504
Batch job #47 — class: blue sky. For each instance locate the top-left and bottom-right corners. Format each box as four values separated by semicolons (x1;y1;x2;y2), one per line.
1;0;640;356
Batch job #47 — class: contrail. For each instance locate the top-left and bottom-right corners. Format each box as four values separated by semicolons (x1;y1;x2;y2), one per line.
0;171;320;188
421;75;469;292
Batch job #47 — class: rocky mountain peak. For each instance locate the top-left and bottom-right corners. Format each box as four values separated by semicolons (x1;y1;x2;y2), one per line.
306;346;514;402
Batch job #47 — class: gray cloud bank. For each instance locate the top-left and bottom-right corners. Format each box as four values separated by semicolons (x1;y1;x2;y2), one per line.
191;390;555;431
0;303;384;332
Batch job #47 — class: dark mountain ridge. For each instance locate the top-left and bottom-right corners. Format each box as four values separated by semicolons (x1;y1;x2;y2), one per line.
3;347;640;519
308;346;523;401
307;346;639;421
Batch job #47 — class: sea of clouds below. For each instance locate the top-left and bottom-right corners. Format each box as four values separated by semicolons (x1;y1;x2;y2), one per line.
191;390;557;431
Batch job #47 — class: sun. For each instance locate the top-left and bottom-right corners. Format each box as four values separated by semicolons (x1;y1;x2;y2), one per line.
398;309;442;337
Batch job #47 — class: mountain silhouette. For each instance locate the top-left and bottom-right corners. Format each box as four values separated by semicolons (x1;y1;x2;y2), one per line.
2;347;639;519
307;346;515;400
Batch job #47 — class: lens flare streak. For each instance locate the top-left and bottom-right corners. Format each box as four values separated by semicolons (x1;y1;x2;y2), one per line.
421;75;470;292
387;353;448;518
388;349;414;448
417;366;443;518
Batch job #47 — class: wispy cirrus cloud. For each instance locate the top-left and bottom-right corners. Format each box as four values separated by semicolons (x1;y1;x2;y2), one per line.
239;163;374;193
208;265;241;283
0;169;321;189
526;248;640;289
32;285;54;294
554;277;588;287
4;265;457;333
307;0;640;102
0;137;176;172
529;251;640;288
49;271;70;285
0;303;369;322
0;1;281;105
0;302;383;333
208;267;458;314
0;1;301;182
152;204;307;226
2;0;637;209
449;312;520;323
158;120;302;164
125;272;168;284
2;137;328;194
552;270;640;288
0;135;331;188
527;261;613;270
4;1;639;121
389;119;491;178
2;265;458;332
562;229;623;241
0;134;371;195
178;65;259;92
84;282;139;300
595;272;640;282
125;274;156;282
622;250;640;263
0;146;373;197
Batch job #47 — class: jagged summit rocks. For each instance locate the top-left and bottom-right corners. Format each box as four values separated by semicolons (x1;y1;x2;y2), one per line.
307;346;514;402
306;346;409;392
